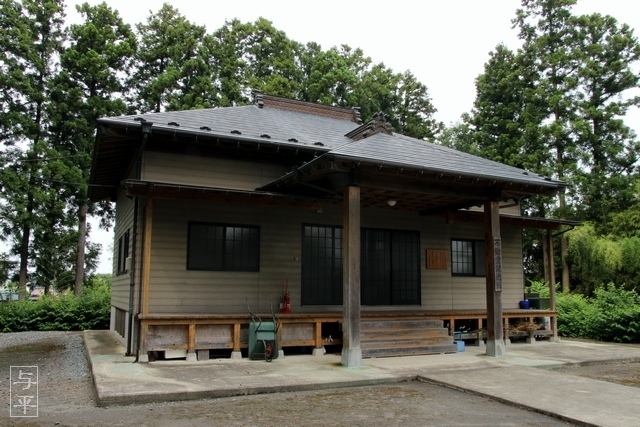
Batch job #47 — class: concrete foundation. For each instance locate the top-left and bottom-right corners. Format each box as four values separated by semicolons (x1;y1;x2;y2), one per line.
486;339;506;357
341;348;362;367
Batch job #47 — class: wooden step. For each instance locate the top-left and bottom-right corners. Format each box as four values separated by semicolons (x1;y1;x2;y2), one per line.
362;336;455;348
358;318;457;358
361;319;444;330
361;328;450;341
363;343;458;358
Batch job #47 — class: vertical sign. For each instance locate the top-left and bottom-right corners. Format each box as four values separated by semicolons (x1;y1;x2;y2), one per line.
494;237;502;291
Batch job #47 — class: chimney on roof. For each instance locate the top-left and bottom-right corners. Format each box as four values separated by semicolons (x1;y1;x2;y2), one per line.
345;112;393;141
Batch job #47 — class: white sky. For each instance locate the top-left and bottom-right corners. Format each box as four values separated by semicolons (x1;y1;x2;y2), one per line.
62;0;639;273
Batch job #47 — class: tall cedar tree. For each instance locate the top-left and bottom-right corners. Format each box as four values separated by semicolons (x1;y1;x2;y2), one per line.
129;3;209;113
0;0;65;296
462;0;640;288
50;1;136;293
1;5;441;287
571;13;640;232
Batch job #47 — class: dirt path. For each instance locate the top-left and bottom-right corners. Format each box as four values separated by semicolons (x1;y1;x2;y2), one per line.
8;331;635;426
553;360;640;388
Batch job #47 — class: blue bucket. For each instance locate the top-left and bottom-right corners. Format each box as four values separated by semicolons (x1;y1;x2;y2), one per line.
519;300;530;309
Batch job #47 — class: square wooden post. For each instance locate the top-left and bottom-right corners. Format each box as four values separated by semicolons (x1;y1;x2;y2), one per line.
547;228;559;342
138;198;153;363
341;186;362;367
485;200;506;357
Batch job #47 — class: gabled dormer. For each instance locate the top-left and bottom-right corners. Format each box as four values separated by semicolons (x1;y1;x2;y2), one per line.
344;112;393;141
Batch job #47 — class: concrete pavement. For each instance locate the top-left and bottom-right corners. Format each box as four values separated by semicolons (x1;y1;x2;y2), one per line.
84;330;640;427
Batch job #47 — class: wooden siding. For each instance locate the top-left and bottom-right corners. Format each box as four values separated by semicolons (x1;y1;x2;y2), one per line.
141;151;288;190
145;199;525;315
111;190;135;310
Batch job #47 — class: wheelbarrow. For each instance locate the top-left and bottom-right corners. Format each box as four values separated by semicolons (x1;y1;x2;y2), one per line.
247;300;280;362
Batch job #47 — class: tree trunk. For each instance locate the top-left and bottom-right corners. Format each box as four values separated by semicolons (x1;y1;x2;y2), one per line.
74;203;87;295
18;223;30;299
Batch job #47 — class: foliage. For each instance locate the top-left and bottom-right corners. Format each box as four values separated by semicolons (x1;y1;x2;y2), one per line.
557;284;640;343
567;223;640;294
0;274;111;332
441;0;640;286
1;2;444;294
609;180;640;238
525;279;551;298
0;0;66;296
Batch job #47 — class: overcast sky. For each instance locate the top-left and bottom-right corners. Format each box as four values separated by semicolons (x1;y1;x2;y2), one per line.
60;0;640;273
65;0;640;126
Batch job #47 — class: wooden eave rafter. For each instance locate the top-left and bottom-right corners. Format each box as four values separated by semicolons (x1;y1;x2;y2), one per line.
263;158;561;214
121;179;328;211
446;210;582;230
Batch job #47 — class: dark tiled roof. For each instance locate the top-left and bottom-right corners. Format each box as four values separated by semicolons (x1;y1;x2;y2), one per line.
91;100;565;201
97;104;356;151
326;133;563;189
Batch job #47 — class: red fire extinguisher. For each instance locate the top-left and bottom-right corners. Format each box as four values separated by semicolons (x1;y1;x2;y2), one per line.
281;280;291;313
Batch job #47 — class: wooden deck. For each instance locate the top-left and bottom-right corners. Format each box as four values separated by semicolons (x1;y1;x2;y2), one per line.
137;309;557;360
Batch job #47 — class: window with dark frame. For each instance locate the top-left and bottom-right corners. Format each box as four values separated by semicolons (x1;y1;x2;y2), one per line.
361;228;421;305
451;239;486;277
116;229;130;275
301;225;421;306
187;222;260;271
301;224;343;305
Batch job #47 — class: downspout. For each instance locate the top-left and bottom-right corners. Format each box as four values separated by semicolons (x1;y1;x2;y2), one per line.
128;122;152;361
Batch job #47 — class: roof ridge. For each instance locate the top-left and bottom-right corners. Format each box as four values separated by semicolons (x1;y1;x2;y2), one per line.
252;90;362;124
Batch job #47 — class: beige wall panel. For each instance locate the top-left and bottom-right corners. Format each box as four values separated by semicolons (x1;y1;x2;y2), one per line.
111;190;135;310
145;198;525;314
141;151;287;191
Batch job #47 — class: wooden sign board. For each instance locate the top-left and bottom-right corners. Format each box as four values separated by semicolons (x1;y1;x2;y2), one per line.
426;249;448;270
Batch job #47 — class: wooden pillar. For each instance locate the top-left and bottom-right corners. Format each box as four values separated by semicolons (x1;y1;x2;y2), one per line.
231;323;242;359
186;323;197;361
484;200;506;357
314;322;322;349
547;228;559;342
141;198;153;316
138;198;153;362
341;186;362;367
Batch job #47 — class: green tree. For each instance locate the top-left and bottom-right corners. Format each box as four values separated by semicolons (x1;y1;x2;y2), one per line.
514;0;582;291
0;0;65;296
243;17;302;98
209;18;252;106
392;71;440;141
129;3;209;113
437;118;479;155
305;45;365;107
49;1;135;293
571;13;640;232
609;181;640;239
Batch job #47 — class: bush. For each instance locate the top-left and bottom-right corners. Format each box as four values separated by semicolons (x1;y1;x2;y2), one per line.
567;224;640;294
0;276;111;333
557;283;640;343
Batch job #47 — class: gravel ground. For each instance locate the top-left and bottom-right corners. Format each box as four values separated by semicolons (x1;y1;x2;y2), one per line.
6;331;634;426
